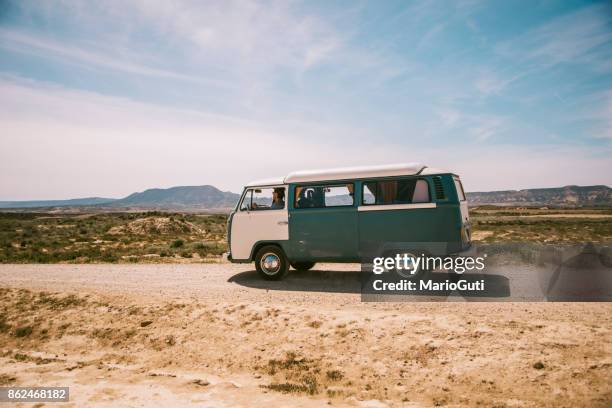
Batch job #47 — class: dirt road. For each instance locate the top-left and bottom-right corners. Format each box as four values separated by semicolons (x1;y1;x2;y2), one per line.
0;263;610;407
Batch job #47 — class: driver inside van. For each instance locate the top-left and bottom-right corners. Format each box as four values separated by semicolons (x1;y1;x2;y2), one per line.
271;188;285;209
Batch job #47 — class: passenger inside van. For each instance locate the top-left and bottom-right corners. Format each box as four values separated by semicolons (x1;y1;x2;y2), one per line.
271;188;285;209
347;184;354;197
296;187;315;208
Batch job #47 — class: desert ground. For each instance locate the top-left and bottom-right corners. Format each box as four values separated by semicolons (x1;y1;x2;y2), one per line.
1;263;611;407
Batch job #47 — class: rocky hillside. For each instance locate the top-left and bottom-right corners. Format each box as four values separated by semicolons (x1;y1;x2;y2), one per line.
467;185;611;207
0;186;239;211
111;185;240;210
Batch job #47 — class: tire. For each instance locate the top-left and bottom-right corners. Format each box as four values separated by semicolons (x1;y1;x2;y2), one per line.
254;245;289;280
384;251;429;280
291;261;316;271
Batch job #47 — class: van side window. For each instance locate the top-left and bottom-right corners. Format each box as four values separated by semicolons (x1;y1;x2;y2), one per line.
240;187;285;211
363;182;377;205
295;184;354;208
362;178;430;205
454;178;466;201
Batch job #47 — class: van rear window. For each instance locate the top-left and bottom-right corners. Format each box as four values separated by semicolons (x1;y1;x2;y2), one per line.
454;178;466;201
294;184;354;208
362;178;430;205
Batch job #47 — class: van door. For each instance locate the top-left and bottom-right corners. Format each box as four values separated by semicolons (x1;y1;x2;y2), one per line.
230;186;289;260
289;183;358;261
358;177;440;245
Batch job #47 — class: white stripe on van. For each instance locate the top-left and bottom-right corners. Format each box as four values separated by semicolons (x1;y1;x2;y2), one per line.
358;203;437;212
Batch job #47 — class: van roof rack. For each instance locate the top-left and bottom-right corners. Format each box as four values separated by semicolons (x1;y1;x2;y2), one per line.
285;162;426;184
246;163;452;187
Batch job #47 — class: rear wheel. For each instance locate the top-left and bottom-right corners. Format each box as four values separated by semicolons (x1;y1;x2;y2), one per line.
385;251;430;280
291;261;316;271
254;245;289;280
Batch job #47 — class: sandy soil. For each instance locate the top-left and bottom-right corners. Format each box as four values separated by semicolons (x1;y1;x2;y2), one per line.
0;263;610;407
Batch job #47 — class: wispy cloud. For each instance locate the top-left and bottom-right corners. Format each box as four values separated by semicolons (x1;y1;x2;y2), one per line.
0;28;229;87
567;89;612;140
416;22;446;50
2;0;350;90
468;115;504;141
104;0;343;73
467;4;611;98
474;73;516;96
496;3;612;72
437;108;506;142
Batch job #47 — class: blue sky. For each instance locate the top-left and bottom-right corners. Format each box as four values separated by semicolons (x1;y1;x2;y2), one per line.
0;0;611;199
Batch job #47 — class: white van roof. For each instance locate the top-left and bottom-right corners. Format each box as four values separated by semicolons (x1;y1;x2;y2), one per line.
285;163;427;183
246;163;450;187
245;177;285;187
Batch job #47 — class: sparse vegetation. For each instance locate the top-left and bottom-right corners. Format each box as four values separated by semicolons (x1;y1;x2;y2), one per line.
170;239;184;248
0;207;609;263
262;352;320;395
0;212;227;263
470;207;612;243
0;314;10;333
307;320;322;329
37;293;86;310
326;369;344;381
263;381;316;395
0;374;17;385
14;326;33;337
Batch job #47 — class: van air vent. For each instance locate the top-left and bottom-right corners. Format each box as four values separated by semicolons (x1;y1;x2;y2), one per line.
433;177;445;200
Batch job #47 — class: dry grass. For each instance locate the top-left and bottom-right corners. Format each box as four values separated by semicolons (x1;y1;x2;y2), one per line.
1;207;610;263
0;212;227;263
470;207;612;243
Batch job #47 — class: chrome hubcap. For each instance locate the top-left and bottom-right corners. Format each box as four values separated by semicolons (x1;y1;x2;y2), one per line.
396;253;420;278
260;253;281;275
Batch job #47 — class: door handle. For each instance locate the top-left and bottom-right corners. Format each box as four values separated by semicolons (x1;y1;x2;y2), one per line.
277;221;288;225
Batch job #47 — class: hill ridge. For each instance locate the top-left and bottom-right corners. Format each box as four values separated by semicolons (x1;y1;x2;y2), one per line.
0;184;610;209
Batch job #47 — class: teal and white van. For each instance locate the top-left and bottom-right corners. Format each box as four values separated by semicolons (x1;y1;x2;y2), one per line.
227;163;471;280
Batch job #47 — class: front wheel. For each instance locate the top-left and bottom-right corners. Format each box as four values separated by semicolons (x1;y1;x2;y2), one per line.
291;261;316;271
385;251;430;280
255;245;289;280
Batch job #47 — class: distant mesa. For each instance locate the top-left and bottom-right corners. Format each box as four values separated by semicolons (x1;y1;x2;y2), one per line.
111;185;239;210
466;185;611;207
0;185;239;211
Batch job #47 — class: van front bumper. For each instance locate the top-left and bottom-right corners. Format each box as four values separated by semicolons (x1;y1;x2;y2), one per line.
224;252;250;264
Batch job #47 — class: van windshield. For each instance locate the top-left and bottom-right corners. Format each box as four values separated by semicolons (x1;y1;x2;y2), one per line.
240;187;285;210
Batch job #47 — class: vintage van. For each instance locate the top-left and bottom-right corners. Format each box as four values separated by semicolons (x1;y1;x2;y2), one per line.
227;163;471;280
